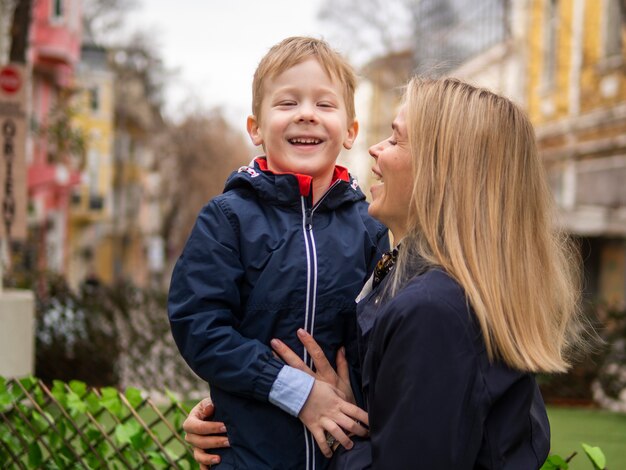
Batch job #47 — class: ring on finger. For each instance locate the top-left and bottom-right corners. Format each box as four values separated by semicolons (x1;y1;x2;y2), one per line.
324;431;337;450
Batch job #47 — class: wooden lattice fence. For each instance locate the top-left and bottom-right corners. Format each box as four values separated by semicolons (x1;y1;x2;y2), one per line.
0;376;196;469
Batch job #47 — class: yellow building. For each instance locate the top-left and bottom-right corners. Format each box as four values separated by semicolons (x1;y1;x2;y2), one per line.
527;0;626;306
68;43;115;289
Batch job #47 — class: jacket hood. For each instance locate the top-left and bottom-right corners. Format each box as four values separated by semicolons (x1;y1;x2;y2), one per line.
224;156;366;209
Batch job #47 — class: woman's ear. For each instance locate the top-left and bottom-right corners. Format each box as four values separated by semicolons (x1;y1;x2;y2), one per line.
343;119;359;150
247;115;264;146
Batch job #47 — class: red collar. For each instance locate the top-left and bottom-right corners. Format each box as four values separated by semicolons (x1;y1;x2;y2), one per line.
255;157;350;197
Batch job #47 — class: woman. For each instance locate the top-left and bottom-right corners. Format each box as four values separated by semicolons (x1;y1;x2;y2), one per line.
184;77;586;469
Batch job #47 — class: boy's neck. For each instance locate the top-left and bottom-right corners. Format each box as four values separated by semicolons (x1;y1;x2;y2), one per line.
256;157;345;205
311;172;334;205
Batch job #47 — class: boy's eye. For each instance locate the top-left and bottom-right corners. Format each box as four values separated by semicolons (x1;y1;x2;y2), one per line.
318;102;335;108
277;101;296;106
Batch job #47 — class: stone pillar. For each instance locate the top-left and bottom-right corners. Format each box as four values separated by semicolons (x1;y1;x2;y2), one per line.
0;289;35;378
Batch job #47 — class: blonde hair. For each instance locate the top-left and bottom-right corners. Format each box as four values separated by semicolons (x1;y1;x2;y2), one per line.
393;77;584;373
251;36;357;124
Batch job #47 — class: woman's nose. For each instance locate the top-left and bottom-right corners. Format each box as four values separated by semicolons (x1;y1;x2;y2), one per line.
369;141;384;159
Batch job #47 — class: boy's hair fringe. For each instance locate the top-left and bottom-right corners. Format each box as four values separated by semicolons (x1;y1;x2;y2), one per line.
251;36;357;124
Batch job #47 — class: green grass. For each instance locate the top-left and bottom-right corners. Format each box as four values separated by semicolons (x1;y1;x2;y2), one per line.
547;406;626;469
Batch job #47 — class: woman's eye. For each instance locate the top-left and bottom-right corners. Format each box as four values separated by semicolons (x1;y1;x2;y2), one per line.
388;139;397;146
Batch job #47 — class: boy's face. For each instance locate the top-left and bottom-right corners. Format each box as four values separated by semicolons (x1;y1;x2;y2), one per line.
247;59;358;180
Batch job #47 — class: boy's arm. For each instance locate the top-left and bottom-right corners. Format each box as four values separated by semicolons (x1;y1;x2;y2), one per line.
268;366;315;416
168;200;285;402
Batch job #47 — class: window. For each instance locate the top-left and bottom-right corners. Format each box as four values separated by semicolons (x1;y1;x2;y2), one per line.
604;0;623;58
52;0;63;19
89;87;100;112
542;0;559;90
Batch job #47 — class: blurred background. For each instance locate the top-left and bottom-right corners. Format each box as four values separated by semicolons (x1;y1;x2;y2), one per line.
0;0;625;465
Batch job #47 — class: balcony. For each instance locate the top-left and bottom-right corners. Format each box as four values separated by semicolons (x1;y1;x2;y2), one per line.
30;2;81;71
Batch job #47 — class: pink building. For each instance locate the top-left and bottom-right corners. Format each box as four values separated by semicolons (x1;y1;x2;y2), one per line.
27;0;82;272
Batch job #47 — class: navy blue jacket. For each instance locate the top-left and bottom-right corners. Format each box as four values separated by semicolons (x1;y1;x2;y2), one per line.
168;158;389;470
358;269;550;469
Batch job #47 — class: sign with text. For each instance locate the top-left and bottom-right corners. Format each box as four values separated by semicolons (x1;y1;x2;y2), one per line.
0;63;27;240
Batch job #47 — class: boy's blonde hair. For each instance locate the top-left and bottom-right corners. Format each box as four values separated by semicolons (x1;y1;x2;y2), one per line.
392;77;586;373
252;36;357;124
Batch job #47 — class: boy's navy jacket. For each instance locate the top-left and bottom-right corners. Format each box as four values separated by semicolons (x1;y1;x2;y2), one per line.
168;157;389;470
359;269;550;469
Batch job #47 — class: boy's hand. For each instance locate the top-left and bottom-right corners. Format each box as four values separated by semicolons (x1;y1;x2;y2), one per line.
183;397;230;469
271;328;356;404
298;380;369;458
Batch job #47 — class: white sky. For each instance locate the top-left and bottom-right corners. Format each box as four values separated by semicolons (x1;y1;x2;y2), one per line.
129;0;330;131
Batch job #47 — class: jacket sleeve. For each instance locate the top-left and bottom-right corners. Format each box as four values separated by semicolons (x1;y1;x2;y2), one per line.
368;291;485;469
168;200;285;402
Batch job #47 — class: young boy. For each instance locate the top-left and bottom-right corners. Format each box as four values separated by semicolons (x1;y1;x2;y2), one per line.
168;36;388;469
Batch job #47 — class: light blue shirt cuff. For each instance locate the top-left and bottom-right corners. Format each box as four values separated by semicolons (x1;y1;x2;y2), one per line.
268;365;315;417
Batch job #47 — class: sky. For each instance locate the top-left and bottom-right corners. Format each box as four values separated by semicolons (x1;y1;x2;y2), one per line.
127;0;331;131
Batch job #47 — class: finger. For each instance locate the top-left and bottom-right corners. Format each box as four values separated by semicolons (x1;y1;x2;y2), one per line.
193;446;221;466
183;416;226;435
320;417;353;452
270;338;314;376
311;428;333;458
336;347;350;383
185;434;230;450
333;412;369;437
197;397;214;417
297;329;336;379
340;402;369;427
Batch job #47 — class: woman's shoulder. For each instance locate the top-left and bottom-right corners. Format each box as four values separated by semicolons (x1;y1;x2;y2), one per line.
382;269;477;332
395;269;465;309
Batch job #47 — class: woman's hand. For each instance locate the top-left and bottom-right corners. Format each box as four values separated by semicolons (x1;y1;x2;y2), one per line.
271;328;356;404
182;397;229;469
298;380;369;457
271;329;369;457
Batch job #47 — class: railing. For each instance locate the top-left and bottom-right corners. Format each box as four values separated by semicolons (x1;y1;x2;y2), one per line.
0;376;195;469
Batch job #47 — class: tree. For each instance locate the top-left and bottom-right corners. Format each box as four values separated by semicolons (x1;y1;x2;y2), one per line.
81;0;139;46
318;0;415;65
157;110;250;268
8;0;31;63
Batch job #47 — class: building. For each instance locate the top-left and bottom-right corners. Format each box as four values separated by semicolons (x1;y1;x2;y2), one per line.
67;42;114;289
357;0;626;306
526;0;626;306
108;46;166;287
27;0;82;274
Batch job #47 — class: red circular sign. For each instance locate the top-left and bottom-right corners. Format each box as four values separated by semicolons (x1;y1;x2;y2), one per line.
0;66;21;94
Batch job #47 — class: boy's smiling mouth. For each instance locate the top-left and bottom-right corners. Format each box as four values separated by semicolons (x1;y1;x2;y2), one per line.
288;137;323;145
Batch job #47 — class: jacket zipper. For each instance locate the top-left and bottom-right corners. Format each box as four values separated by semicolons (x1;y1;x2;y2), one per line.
301;180;340;362
300;180;341;470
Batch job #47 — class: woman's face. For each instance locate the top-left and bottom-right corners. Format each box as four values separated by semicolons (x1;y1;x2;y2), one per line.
367;106;413;240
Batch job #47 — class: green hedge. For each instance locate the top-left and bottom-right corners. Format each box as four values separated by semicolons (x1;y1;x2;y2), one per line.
0;376;196;469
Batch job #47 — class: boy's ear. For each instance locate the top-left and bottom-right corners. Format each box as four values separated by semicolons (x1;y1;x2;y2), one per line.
247;115;264;146
343;119;359;150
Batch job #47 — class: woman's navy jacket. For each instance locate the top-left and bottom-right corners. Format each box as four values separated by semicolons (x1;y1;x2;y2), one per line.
358;269;551;469
168;158;389;469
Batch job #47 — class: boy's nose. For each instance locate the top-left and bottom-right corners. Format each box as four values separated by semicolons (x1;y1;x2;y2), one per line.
296;103;318;123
